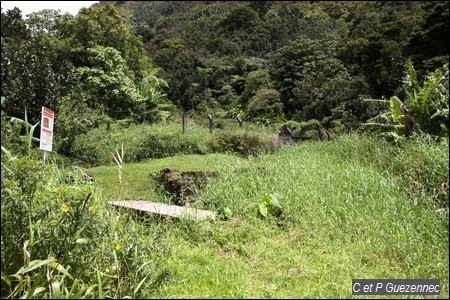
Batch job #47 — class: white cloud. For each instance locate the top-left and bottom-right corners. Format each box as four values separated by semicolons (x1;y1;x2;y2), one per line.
1;1;99;17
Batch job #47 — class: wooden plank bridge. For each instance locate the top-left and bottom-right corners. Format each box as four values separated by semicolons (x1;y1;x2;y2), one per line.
108;200;215;221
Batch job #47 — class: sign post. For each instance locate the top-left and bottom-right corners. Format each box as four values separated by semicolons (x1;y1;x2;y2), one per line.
39;106;55;163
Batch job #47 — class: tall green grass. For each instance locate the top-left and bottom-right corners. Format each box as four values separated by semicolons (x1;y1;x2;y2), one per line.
89;153;246;201
87;133;448;298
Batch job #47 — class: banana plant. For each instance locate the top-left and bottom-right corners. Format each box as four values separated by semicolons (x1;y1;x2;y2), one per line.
364;60;448;138
139;68;169;101
138;68;169;122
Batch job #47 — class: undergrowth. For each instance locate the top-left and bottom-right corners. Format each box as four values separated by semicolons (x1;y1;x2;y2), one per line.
68;120;278;167
86;133;448;298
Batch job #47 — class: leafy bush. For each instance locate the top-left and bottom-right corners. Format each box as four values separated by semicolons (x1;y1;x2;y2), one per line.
258;193;283;218
1;152;103;296
69;129;115;167
393;135;449;208
1;147;169;298
55;98;112;157
291;119;321;134
277;118;339;141
207;130;276;157
247;88;284;123
136;130;207;160
241;69;272;104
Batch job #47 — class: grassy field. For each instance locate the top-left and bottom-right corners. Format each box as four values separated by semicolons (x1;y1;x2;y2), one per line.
88;133;449;298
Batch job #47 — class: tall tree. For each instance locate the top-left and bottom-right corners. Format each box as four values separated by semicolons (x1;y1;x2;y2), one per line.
74;46;145;119
58;3;149;82
270;37;350;120
1;8;68;124
154;38;207;132
56;3;165;122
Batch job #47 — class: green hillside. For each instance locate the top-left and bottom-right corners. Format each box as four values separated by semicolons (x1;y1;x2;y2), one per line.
1;2;448;298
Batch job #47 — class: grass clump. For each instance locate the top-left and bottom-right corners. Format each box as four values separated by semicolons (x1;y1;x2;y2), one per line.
207;129;277;157
316;133;449;209
88;153;245;202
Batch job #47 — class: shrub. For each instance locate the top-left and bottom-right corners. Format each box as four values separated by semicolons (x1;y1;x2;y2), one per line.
278;118;333;141
1;149;168;298
68;120;284;166
70;129;115;167
1;153;104;296
291;119;321;138
393;135;449;208
247;88;284;122
55;98;111;157
207;130;276;157
136;130;207;160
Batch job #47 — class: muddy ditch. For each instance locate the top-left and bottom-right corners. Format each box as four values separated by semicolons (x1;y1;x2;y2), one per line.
154;168;218;207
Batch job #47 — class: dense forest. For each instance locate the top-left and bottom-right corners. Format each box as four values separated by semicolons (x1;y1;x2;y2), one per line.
2;1;449;153
1;2;449;298
105;1;449;122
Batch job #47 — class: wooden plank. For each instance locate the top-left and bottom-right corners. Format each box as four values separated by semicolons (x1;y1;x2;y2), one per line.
108;200;215;221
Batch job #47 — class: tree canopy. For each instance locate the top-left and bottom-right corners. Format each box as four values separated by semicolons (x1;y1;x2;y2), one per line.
1;1;448;130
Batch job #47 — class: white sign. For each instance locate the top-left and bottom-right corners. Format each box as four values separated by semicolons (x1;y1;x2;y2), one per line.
39;106;55;152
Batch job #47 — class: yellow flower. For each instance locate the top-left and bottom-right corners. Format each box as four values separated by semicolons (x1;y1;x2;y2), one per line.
91;204;98;213
115;243;122;251
62;204;70;213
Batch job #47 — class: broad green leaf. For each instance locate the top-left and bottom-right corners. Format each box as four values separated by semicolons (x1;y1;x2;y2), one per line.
1;272;11;288
262;194;271;206
431;109;449;119
258;203;268;218
364;123;398;128
389;96;403;123
84;284;98;298
69;278;80;297
1;145;16;161
223;207;233;219
269;193;282;209
31;287;46;297
10;116;26;125
363;98;390;104
97;269;103;299
133;275;149;295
